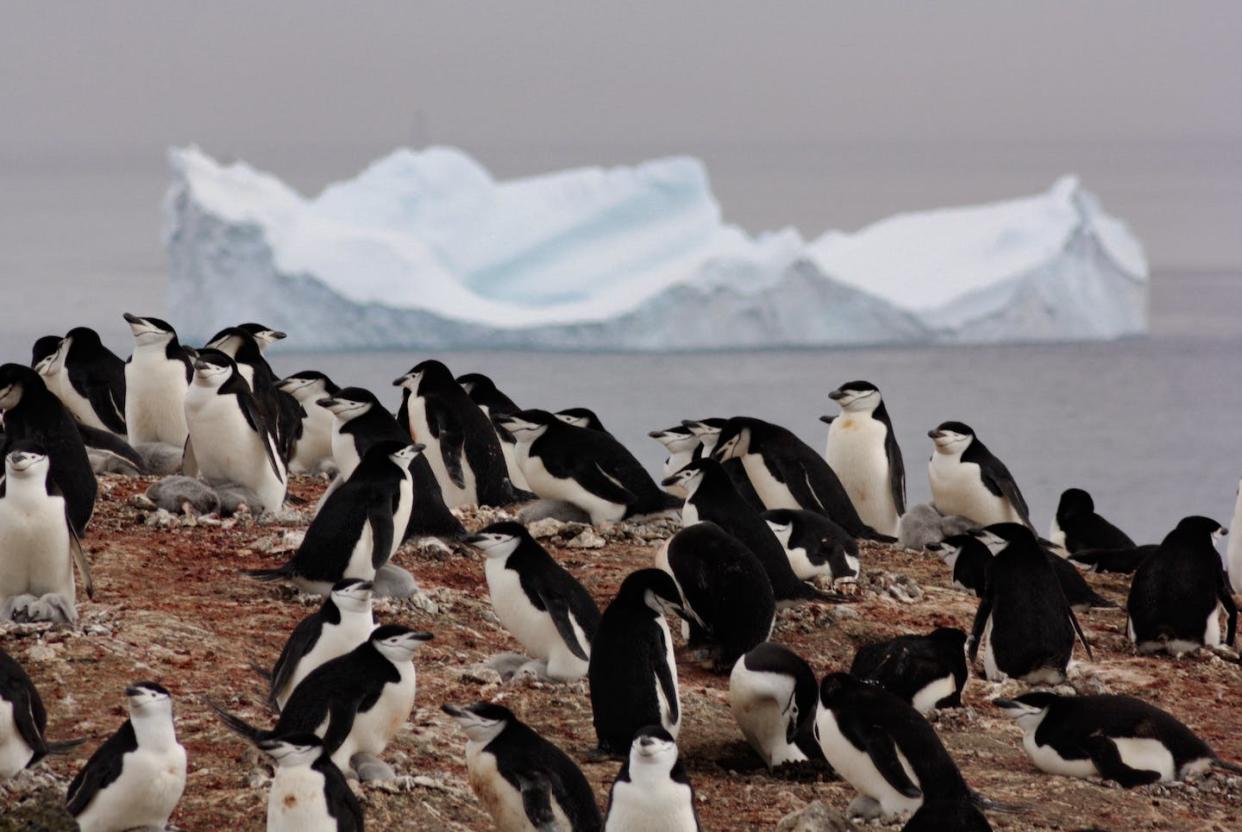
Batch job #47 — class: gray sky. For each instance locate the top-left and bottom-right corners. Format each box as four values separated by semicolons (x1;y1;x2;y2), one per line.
2;1;1240;274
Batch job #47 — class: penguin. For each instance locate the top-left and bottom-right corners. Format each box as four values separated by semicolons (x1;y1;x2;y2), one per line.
762;508;860;583
456;371;529;491
971;526;1116;612
257;733;364;832
1126;516;1237;656
813;672;978;821
268;579;376;710
247;442;421;595
1067;544;1158;575
710;416;880;539
824;381;905;537
0;445;95;623
648;425;702;499
1;648;83;778
1229;479;1242;595
603;726;701;832
679;418;766;512
968;524;1092;684
994;692;1242;786
121;313;194;447
394;359;518;507
498;410;676;524
66;683;187;832
662;459;848;606
902;800;992;832
206;325;302;463
849;628;968;716
0;363;96;536
657;522;775;671
30;335;63;376
213;625;434;779
1052;488;1135;555
56;327;128;436
926;534;991;595
556;407;609;434
896;503;975;550
443;702;602;832
182;349;287;514
463;521;601;682
728;642;820;769
318;387;464;540
589;569;684;755
277;371;341;475
927;422;1031;528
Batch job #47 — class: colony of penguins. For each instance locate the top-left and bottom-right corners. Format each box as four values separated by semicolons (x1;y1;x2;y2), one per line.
1;316;1241;831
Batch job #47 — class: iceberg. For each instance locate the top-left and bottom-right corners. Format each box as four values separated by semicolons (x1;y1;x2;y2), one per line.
164;146;1147;350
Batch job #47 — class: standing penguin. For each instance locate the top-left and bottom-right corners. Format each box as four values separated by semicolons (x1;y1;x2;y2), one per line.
1126;516;1236;655
0;364;96;536
711;416;878;539
1229;479;1242;595
1052;488;1134;554
658;522;775;670
277;371;340;475
0;445;95;623
1;648;83;778
662;459;848;606
762;508;860;583
456;371;529;491
257;733;363;832
927;422;1031;528
206;324;302;463
648;425;702;498
556;407;609;434
968;524;1092;684
849;628;968;715
443;702;602;832
463;522;601;682
182;349;287;514
824;381;905;537
268;579;376;710
604;726;701;832
498;410;676;525
57;327;128;436
394;360;518;507
589;569;684;755
121;313;194;447
970;526;1115;612
728;642;820;769
680;418;766;511
66;683;187;832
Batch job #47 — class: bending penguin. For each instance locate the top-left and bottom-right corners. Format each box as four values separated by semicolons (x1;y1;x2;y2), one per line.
65;683;187;832
1;648;83;778
463;521;601;682
849;628;968;716
56;327;128;436
927;422;1031;528
456;371;529;491
121;313;193;447
604;726;701;832
1051;487;1134;555
823;381;905;537
257;733;363;832
762;508;860;583
728;642;820;769
277;370;340;475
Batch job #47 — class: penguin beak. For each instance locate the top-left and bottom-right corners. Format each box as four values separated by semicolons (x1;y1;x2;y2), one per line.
193;359;211;372
441;703;468;719
268;330;287;341
460;534;487;548
927;429;942;439
828;389;845;401
392;375;409;387
991;698;1019;710
819;415;833;424
316;397;337;409
122;312;144;325
660;473;683;487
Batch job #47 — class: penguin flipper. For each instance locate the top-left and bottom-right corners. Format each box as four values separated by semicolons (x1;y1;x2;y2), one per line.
235;390;285;485
1082;735;1162;787
68;524;94;600
77;374;127;435
652;625;680;727
181;437;199;477
538;586;590;662
1067;606;1094;661
1218;582;1238;646
516;773;558;831
885;423;906;517
573;460;637;507
269;618;324;709
851;723;922;798
3;671;49;760
66;720;135;816
427;397;467;489
367;500;395;570
320;696;362;758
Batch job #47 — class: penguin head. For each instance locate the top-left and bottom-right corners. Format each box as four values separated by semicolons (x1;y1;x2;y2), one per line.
63;327;105;356
5;444;49;479
817;671;867;713
661;458;714;492
972;523;1033;554
204;326;249;356
393;359;453;394
329;578;374;613
761;509;799;548
258;733;323;767
928;422;975;455
630;725;679;769
191;349;237;388
932;534;972;567
680;418;725;440
555;407;604;432
828;380;881;413
125;681;173;716
370;624;434;663
236;322;286;351
710;420;752;461
992;691;1058;731
278;370;339;402
1168;515;1227;547
441;702;513;744
0;363;43;411
495;410;554;441
648;424;698;452
317;387;376;421
617;568;683;615
461;522;528;559
371;441;424;469
31;335;63;373
1056;488;1095;520
123;313;178;346
455;372;498;399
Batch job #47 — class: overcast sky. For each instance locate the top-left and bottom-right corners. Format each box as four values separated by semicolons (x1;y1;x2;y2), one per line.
2;1;1239;270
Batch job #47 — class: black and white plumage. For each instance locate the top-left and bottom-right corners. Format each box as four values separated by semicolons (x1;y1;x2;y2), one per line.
66;683;187;832
849;628;968;716
662;459;849;606
206;324;302;464
971;527;1116;612
679;418;765;512
394;359;520;508
121;313;194;447
464;522;601;682
968;524;1092;684
499;409;676;525
762;508;860;583
1068;544;1158;574
728;642;820;769
902;800;992;831
813;672;978;821
1051;488;1134;555
604;726;701;832
657;522;775;671
710;416;879;539
556;407;609;434
456;371;529;492
648;424;703;499
57;327;128;436
1;648;82;778
257;733;364;832
278;370;341;475
994;692;1242;786
927;533;991;595
589;569;684;755
247;442;421;595
824;381;906;538
1126;516;1236;655
444;702;601;832
213;625;433;777
927;422;1031;528
268;579;376;710
0;364;96;536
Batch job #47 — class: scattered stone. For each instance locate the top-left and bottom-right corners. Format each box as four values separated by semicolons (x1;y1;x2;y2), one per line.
776;800;858;832
566;528;606;549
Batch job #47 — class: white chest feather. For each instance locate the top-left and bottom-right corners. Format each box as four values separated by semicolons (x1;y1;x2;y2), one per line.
910;675;956;716
125;351;190;446
330;662;416;769
486;559;560;660
728;666;805;768
826;416;898;534
0;489;74;601
1228;485;1242;595
343;523;377;583
278;617;376;709
57;377;111;434
740;454;799;510
184;386;285;512
0;699;36;777
928;455;1017;526
814;708;921;817
407;397;477;507
75;744;188;832
466;746;572;832
290;404;335;474
388;473;414;560
520;449;626;523
266;767;334;832
606;775;697;831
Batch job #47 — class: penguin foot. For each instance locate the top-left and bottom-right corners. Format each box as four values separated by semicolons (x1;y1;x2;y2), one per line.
846;794;884;820
351;753;397;782
485;652;534;681
372;564;420;599
2;593;77;624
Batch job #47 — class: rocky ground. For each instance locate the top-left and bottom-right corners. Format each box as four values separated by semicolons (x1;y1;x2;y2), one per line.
2;475;1241;831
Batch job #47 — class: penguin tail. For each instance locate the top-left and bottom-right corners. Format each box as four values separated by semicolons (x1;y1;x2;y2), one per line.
243;563;295;583
970;790;1025;814
205;696;267;744
1212;758;1242;775
249;661;273;682
857;525;897;544
42;737;88;755
284;492;308;506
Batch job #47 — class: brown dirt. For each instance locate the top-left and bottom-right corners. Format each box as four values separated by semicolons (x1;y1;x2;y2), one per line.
2;475;1240;831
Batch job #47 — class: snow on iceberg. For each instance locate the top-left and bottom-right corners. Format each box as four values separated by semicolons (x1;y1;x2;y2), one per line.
164;146;1147;350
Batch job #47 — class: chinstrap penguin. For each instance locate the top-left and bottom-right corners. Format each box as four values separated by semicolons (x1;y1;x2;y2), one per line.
121;313;193;447
0;648;83;778
56;327;128;436
205;324;303;464
927;422;1031;528
257;733;364;832
278;370;341;475
555;407;609;434
456;371;530;491
603;726;701;832
824;381;905;537
1226;478;1242;594
1052;487;1134;555
970;526;1116;612
1067;544;1158;574
762;508;860;583
728;642;821;769
927;534;991;596
849;628;968;716
679;418;765;512
648;424;703;499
